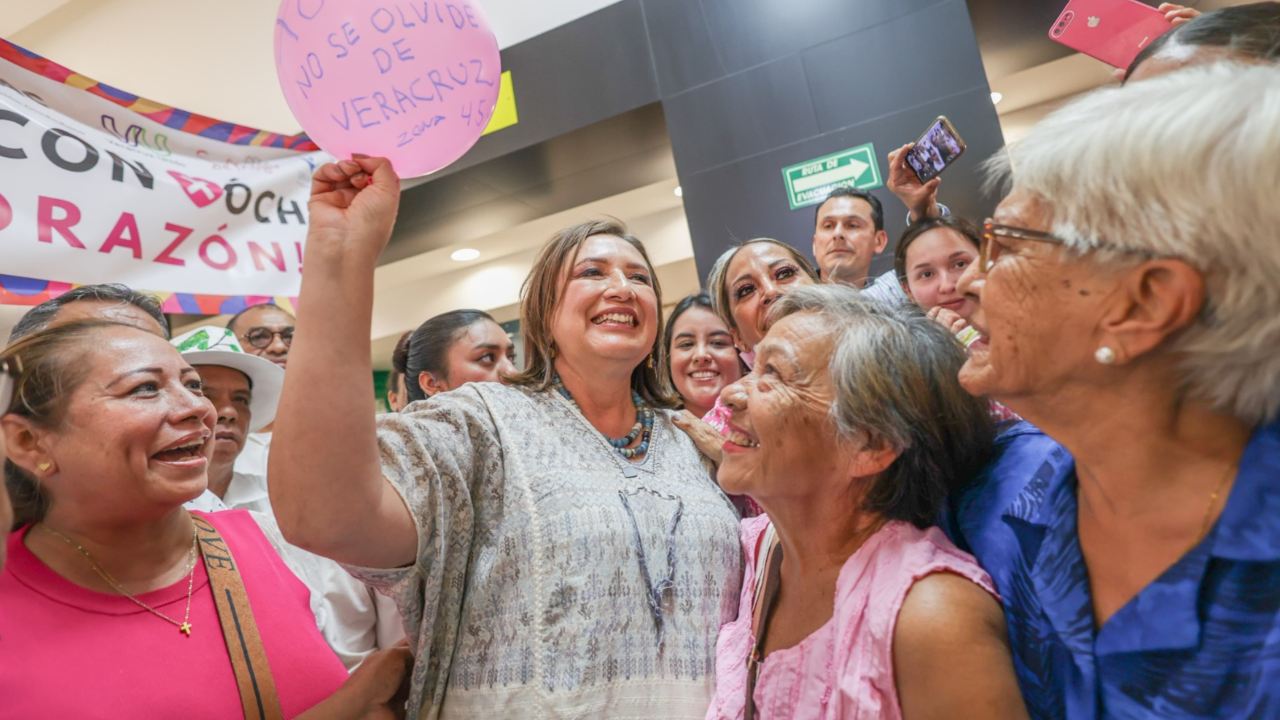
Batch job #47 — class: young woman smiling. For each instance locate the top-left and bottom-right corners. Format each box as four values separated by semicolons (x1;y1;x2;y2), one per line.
893;217;982;339
664;294;743;419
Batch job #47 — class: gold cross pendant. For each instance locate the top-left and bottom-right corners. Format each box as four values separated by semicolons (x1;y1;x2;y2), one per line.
179;622;193;636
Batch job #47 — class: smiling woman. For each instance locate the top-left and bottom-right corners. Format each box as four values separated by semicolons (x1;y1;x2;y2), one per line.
685;239;818;461
706;238;819;360
947;62;1280;718
706;285;1022;719
0;319;409;718
268;159;742;719
663;293;742;419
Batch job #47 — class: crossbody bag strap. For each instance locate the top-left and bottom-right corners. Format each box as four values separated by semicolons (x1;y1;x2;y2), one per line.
192;514;285;720
745;523;783;720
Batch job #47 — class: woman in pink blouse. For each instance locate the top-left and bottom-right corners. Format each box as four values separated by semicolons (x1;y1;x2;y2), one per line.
706;285;1027;719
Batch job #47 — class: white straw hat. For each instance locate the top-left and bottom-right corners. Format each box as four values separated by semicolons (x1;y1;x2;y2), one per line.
171;326;284;431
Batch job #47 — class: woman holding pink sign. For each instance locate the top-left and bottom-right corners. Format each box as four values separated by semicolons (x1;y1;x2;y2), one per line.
269;157;741;719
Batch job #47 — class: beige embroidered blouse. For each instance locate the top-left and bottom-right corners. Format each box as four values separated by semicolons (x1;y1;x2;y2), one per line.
346;383;743;719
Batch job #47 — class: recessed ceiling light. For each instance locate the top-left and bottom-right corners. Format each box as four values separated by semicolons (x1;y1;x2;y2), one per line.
450;248;480;262
990;91;1004;105
673;186;683;198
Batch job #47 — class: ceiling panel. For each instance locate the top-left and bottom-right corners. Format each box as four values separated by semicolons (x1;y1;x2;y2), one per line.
384;102;675;263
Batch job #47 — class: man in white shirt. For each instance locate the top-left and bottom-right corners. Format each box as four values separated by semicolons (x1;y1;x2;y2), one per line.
175;325;405;669
811;186;908;304
226;303;295;478
811;144;952;304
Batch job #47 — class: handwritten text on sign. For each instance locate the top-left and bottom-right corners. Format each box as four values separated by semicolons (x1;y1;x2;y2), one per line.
274;0;501;177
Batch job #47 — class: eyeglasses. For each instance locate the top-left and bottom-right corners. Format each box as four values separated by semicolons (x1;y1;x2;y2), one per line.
979;220;1070;272
243;327;294;349
981;220;1154;272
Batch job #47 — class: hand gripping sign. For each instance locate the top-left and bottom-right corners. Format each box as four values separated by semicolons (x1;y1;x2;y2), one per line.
274;0;501;178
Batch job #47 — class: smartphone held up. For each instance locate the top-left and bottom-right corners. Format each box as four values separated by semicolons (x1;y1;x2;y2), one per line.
905;116;966;184
1048;0;1175;69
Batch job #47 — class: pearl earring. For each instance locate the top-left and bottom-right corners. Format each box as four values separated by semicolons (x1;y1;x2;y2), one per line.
1094;346;1116;365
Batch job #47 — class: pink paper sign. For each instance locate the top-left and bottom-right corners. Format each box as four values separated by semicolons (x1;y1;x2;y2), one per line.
273;0;501;178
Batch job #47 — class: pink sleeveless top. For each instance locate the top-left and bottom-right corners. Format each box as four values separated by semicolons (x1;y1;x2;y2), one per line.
0;510;347;719
706;515;997;720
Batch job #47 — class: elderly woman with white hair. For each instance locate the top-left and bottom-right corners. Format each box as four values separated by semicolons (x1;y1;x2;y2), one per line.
947;62;1280;719
706;284;1027;719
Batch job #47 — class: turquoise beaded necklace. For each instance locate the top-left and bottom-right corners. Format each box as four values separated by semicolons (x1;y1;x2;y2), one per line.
553;375;654;459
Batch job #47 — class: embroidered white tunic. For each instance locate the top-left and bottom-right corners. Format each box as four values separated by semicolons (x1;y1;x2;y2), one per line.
346;383;744;719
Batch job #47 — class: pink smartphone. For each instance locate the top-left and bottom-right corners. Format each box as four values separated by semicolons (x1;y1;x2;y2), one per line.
1048;0;1174;69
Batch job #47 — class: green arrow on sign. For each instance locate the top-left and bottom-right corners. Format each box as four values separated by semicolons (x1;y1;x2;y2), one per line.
780;143;882;210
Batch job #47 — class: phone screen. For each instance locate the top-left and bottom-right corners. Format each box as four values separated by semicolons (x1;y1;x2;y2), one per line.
906;118;965;183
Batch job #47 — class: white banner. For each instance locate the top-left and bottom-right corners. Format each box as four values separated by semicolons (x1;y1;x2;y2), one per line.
0;43;331;301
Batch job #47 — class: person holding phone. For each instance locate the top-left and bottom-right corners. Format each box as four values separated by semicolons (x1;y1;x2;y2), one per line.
1124;2;1280;82
885;134;954;230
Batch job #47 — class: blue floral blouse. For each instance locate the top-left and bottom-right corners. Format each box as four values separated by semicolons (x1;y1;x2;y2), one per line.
945;420;1280;719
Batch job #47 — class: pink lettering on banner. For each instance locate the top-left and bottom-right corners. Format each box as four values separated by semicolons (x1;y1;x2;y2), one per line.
273;0;501;177
37;196;85;248
156;223;193;267
249;241;287;272
99;212;143;258
4;194;307;277
198;225;237;271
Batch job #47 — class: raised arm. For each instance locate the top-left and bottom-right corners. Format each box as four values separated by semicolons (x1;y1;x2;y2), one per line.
268;157;417;569
887;143;943;223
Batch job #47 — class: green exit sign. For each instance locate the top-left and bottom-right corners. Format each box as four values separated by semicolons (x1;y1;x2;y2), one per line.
781;143;882;210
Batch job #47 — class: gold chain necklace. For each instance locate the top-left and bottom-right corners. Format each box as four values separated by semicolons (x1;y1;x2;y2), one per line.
41;518;200;637
1196;461;1237;545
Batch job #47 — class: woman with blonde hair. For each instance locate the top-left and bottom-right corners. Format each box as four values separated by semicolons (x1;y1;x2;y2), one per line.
268;158;741;719
672;239;819;463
